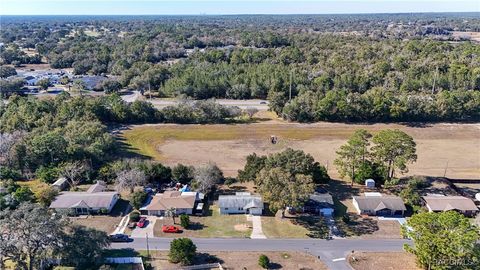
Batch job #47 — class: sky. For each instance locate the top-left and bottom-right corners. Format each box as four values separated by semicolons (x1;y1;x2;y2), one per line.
0;0;478;15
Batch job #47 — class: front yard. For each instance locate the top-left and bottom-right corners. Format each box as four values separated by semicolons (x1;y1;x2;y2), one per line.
262;214;329;238
348;251;421;270
153;205;252;238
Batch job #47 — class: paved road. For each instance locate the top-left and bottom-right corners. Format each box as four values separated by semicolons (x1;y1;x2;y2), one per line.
111;237;410;270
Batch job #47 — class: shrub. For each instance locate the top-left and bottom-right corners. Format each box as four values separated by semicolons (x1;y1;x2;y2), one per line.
258;254;270;269
169;238;197;265
0;167;22;181
129;211;140;222
180;214;190;228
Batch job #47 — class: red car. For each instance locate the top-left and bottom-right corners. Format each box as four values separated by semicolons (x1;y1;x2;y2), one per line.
162;225;182;233
137;217;147;228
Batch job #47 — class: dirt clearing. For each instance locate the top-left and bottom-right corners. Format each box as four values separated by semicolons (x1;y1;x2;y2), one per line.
122;121;480;179
348;251;421;270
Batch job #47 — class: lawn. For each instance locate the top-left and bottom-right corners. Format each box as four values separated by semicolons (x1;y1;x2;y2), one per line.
153;205;252;238
261;216;310;238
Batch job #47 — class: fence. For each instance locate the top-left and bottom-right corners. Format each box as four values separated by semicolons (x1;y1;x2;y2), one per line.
105;257;145;270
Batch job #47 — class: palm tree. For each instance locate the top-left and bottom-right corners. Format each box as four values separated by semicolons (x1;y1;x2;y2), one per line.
165;207;177;224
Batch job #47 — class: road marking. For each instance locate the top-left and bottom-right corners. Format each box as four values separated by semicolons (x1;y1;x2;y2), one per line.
332;258;346;262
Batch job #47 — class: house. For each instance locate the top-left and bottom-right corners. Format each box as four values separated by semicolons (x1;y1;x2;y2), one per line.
353;193;406;216
303;192;334;216
51;177;69;191
141;191;197;216
218;192;264;215
49;186;119;215
422;195;479;217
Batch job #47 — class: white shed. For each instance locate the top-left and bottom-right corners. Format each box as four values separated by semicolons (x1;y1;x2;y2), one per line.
475;193;480;202
365;179;375;188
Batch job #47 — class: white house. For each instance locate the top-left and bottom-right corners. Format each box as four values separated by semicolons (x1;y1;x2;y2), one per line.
218;192;264;215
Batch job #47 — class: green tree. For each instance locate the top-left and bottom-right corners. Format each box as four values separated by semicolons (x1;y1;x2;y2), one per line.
36;78;51;90
371;129;417;180
35;165;60;183
237;153;267;183
256;167;315;217
169;238;197;265
402;211;480;270
172;164;194;184
334;129;372;185
180;214;190;228
0;66;17;78
131;190;147;209
265;148;329;184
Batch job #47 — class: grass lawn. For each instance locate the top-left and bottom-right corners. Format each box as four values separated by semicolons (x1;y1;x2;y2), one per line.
153;205;252;238
262;216;310;238
348;251;421;270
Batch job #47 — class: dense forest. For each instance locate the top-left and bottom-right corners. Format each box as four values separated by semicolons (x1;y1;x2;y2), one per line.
1;13;479;122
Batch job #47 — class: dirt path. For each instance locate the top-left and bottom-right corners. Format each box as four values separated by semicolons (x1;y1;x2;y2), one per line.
124;121;480;179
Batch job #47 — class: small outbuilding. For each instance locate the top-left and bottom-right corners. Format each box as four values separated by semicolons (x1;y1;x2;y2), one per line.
51;177;69;191
365;179;375;188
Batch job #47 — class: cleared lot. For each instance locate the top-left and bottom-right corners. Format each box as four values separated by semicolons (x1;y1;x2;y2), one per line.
122;121;480;179
348;251;421;270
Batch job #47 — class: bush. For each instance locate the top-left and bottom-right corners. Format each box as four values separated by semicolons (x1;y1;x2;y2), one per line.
258;254;270;269
131;190;148;209
0;167;22;181
129;211;140;222
169;238;197;265
180;214;190;228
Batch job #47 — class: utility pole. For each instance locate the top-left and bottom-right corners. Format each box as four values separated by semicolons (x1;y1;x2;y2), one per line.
146;233;150;257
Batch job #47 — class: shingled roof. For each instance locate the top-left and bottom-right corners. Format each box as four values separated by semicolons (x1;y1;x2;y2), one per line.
50;191;118;209
422;196;478;212
145;191;196;211
353;195;406;212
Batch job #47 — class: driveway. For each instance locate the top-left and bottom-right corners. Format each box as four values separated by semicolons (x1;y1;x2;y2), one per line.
247;215;266;239
130;216;158;238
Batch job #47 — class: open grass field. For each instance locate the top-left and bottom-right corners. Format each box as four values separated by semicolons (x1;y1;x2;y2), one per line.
121;121;480;179
348;251;421;270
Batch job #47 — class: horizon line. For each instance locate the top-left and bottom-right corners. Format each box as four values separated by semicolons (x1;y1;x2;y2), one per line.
2;11;479;16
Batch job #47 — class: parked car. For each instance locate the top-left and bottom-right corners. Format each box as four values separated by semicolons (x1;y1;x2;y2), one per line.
137;217;147;228
162;225;182;233
127;222;137;229
109;234;131;242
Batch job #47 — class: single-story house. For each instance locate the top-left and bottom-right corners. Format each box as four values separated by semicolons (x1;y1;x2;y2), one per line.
141;191;196;216
303;192;335;217
422;195;479;216
353;193;406;216
218;192;264;215
49;191;119;214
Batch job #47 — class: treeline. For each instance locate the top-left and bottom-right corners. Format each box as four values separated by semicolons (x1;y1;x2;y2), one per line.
0;94;242;180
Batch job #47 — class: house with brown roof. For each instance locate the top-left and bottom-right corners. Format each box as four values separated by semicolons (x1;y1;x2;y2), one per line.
141;191;197;216
422;195;479;217
353;193;406;216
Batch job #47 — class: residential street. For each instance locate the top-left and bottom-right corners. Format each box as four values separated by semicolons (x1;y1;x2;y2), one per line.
111;237;411;270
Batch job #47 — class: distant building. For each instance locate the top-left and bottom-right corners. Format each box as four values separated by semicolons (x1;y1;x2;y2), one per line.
353;193;406;216
422;195;479;217
218;192;264;215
